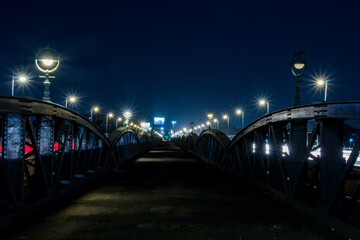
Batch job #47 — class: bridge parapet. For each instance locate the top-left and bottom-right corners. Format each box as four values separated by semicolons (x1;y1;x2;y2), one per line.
0;96;158;218
108;127;160;170
0;96;111;212
174;101;360;236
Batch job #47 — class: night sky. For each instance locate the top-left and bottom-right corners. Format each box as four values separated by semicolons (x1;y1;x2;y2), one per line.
1;0;359;130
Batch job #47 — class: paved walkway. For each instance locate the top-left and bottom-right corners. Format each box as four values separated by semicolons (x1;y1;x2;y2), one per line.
5;143;344;240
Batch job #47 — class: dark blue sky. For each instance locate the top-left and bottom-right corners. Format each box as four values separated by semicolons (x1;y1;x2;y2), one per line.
0;0;359;130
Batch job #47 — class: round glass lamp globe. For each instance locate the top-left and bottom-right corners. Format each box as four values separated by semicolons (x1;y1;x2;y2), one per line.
35;48;60;73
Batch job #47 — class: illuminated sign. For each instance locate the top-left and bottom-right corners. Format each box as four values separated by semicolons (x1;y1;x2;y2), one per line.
141;122;151;130
154;117;165;125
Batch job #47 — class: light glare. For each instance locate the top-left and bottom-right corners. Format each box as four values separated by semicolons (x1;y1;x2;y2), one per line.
42;59;54;66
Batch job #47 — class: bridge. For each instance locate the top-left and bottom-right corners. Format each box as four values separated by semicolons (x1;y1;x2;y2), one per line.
0;96;360;239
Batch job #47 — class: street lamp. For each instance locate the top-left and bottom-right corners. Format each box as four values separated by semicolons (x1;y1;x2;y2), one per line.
116;117;122;128
35;48;60;101
258;99;269;114
207;112;213;129
123;110;132;127
235;108;244;128
316;78;329;101
90;106;100;122
106;112;114;136
172;121;176;130
222;114;229;135
65;95;77;108
213;118;219;129
11;74;28;96
291;49;307;106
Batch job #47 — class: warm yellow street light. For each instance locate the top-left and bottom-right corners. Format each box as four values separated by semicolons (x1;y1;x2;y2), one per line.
235;108;244;128
207;112;213;129
258;99;269;114
223;114;229;135
105;112;114;136
65;95;77;108
316;78;329;101
11;74;28;96
90;106;100;122
116;117;123;128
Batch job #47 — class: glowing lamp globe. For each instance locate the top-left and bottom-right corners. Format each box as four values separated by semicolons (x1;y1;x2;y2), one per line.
18;76;27;82
35;48;60;73
123;111;132;119
317;79;325;86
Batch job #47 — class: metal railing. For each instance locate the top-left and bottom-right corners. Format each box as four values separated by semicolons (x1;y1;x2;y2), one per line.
173;101;360;236
0;96;159;217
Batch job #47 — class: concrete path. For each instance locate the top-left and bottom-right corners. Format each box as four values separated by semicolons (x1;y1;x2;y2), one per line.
4;143;344;240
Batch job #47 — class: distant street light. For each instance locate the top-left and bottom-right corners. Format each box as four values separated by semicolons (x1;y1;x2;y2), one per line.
65;95;77;108
106;112;114;136
11;74;28;96
116;117;122;128
90;106;100;122
291;49;307;106
172;121;176;130
207;112;213;129
35;48;60;101
213;118;219;129
235;108;245;128
259;99;269;114
316;78;329;101
222;114;229;135
123;111;132;127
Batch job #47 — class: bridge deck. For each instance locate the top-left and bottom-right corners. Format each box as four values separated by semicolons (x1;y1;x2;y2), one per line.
4;143;343;240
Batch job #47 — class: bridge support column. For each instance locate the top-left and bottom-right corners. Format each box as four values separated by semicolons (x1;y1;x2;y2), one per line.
39;116;54;190
289;121;307;194
2;114;25;206
320;120;344;211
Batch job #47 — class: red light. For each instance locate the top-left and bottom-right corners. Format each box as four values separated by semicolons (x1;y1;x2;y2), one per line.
25;145;33;154
54;142;59;151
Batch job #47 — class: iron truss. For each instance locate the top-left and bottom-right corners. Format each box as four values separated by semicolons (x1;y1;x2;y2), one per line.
173;101;360;237
0;96;160;216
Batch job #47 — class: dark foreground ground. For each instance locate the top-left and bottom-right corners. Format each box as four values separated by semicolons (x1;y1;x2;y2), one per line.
4;143;344;240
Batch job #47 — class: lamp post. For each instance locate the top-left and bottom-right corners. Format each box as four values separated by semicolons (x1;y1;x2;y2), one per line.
316;78;329;101
235;108;244;128
11;75;28;96
291;49;307;106
171;121;176;130
222;114;229;135
106;112;114;136
123;111;132;127
35;48;60;101
213;118;219;129
90;106;100;122
116;117;122;128
207;112;213;129
259;99;269;114
65;96;77;108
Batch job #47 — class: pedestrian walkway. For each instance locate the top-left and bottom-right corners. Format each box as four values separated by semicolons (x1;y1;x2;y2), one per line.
4;143;343;240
